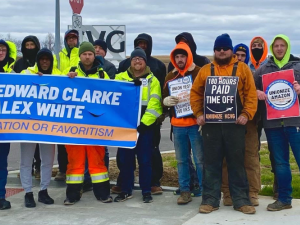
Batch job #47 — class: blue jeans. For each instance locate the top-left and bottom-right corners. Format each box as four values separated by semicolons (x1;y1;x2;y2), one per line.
265;126;300;204
118;129;153;195
173;125;203;192
0;143;10;199
84;147;109;183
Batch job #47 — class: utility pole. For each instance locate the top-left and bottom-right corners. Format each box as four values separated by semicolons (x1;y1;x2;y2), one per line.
55;0;60;69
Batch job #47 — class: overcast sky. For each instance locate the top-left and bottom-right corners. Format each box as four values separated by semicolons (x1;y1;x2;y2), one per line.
0;0;299;56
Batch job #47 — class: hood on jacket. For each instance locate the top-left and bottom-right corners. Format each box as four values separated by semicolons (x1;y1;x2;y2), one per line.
64;29;79;54
250;36;268;70
175;32;197;55
170;42;193;75
36;48;54;74
0;40;17;72
21;35;41;56
134;33;152;57
270;34;291;69
233;43;250;64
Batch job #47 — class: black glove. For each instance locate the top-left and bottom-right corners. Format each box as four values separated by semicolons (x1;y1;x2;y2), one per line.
132;79;142;86
137;122;149;134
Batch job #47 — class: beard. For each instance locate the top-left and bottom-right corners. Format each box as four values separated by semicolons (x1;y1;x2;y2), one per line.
214;54;232;66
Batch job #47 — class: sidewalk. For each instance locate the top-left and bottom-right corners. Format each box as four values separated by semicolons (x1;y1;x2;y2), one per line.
1;176;300;225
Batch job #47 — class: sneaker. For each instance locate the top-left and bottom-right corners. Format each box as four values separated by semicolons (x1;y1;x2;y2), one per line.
38;189;54;205
173;188;180;195
223;195;233;206
114;192;133;202
97;196;113;203
267;200;292;211
25;192;36;208
54;172;66;181
199;205;219;213
35;170;41;180
191;186;202;197
151;186;163;195
64;198;78;206
143;193;153;203
177;191;192;205
235;205;256;214
0;199;11;210
111;185;122;194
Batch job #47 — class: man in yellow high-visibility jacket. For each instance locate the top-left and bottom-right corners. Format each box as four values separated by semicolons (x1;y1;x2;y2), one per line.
114;47;162;203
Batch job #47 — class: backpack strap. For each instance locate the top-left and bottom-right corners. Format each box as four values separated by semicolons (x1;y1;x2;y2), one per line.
98;70;104;79
69;66;77;72
232;62;238;77
210;63;215;76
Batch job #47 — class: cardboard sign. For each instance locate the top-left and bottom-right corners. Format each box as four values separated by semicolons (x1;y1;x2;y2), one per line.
168;75;193;118
204;76;239;123
262;69;300;120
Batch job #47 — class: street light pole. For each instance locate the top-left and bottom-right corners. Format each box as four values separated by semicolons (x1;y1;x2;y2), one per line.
55;0;60;69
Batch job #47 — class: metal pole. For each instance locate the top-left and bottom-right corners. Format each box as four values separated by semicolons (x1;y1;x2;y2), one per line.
55;0;60;69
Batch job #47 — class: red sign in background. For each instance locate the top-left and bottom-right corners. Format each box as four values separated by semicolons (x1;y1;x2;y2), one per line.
262;69;300;120
69;0;84;14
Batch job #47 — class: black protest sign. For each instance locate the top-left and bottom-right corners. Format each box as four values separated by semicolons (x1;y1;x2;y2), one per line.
204;76;239;123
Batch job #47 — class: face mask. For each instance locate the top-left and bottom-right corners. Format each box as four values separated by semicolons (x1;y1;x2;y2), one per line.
252;48;264;62
24;48;38;60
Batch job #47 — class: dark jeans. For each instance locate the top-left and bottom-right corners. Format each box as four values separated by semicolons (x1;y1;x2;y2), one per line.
118;129;153;195
57;145;68;173
201;123;251;208
0;143;10;199
265;126;300;204
84;147;109;183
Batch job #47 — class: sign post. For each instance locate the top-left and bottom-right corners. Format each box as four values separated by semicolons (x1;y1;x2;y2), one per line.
69;0;84;42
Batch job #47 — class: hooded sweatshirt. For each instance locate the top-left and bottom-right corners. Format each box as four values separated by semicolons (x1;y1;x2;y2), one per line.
269;34;291;69
0;40;17;73
163;42;200;127
117;33;166;91
14;36;41;73
167;32;210;73
55;29;80;72
233;43;250;64
249;36;268;72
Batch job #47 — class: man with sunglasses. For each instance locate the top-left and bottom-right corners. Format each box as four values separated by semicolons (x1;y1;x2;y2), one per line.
190;34;257;214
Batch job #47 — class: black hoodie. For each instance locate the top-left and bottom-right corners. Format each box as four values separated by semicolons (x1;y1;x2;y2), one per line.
167;32;210;73
118;33;166;91
36;48;54;74
14;35;41;73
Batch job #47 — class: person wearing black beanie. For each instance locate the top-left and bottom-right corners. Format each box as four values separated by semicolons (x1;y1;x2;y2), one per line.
14;35;41;73
93;39;117;79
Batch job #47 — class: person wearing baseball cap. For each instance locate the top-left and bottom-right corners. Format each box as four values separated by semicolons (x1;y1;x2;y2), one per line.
93;39;117;79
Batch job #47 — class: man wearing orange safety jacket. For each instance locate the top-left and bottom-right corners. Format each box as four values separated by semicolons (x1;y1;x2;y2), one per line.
63;42;111;205
162;42;203;205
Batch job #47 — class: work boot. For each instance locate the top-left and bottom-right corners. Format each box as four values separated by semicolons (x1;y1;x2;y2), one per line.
54;172;66;181
267;201;292;211
143;193;153;203
223;193;233;206
93;181;112;203
65;184;82;205
177;191;192;205
111;185;122;194
25;192;36;208
38;189;54;205
235;205;256;214
249;195;259;206
151;186;163;195
0;199;11;210
199;205;219;213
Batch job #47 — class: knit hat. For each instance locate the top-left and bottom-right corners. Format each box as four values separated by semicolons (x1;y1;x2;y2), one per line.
94;39;107;53
173;48;188;57
79;42;95;56
130;47;147;63
214;34;233;51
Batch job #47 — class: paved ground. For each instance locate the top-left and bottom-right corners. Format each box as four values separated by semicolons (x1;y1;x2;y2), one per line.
7;120;267;171
1;178;299;225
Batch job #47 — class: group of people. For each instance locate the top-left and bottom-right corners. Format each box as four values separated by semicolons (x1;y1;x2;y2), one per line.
0;29;299;217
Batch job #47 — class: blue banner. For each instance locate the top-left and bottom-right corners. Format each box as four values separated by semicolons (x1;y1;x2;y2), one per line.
0;73;141;148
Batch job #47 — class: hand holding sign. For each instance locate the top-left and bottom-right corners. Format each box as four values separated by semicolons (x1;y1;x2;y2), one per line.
257;90;267;100
68;72;78;79
197;115;205;126
293;81;300;95
163;96;179;107
236;115;248;125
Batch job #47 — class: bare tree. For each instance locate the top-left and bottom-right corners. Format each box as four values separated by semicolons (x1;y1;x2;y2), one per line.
42;33;55;52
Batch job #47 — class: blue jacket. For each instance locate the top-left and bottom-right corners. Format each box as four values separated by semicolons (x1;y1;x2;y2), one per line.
233;43;250;65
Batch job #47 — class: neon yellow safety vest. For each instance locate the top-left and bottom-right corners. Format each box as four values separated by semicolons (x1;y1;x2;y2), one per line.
53;47;80;72
63;64;110;80
2;41;17;73
115;70;162;126
21;64;62;75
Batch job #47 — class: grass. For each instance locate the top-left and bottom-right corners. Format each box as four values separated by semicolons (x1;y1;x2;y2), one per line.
259;144;300;198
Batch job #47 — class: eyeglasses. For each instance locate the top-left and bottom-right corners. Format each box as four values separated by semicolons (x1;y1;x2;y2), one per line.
0;48;7;53
132;57;144;62
215;47;231;52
